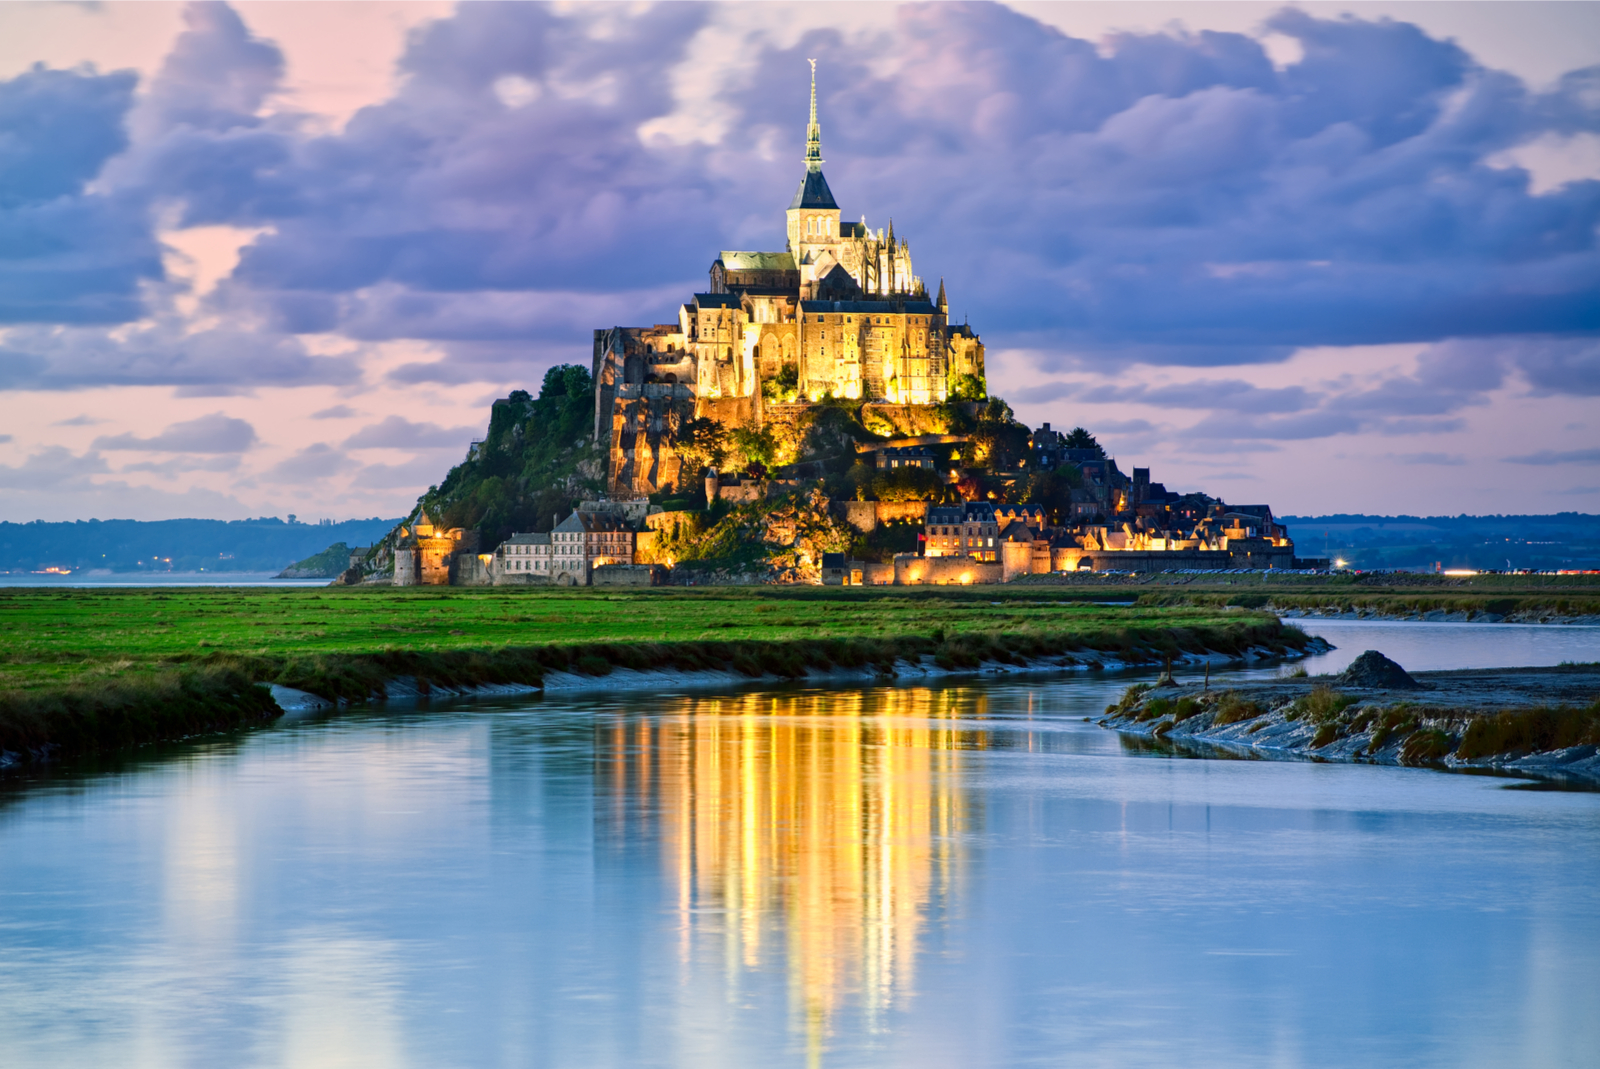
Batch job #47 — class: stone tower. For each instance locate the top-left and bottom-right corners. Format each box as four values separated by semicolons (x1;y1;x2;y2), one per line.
785;59;843;290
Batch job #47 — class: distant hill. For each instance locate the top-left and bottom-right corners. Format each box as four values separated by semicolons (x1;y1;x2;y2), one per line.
276;542;357;579
1280;513;1600;571
0;517;402;575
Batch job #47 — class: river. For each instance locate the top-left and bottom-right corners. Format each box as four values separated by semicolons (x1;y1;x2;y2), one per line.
1;622;1597;1068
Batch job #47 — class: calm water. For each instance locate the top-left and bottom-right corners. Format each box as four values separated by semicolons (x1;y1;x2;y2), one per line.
1287;618;1600;674
0;572;325;587
2;631;1598;1068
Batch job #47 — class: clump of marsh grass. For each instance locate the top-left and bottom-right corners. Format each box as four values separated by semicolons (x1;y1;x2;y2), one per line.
1107;683;1153;717
1456;701;1600;760
1401;727;1456;764
1368;704;1418;751
1213;692;1265;726
1171;697;1204;722
1288;685;1358;723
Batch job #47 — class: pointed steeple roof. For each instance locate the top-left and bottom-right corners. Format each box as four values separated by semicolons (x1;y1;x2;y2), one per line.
789;60;839;210
936;278;948;313
790;171;838;210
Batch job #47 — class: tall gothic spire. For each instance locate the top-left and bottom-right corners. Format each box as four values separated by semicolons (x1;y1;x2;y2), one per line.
788;59;838;212
805;58;823;173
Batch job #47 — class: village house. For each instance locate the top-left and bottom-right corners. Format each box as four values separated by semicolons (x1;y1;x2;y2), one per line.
875;446;936;470
924;502;1000;562
549;510;635;586
909;451;1315;576
494;532;552;584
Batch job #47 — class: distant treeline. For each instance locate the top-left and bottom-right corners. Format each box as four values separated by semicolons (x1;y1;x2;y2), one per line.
1280;513;1600;571
0;517;402;574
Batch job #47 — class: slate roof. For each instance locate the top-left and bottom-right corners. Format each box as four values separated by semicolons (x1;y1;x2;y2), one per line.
999;520;1034;542
720;251;796;271
553;512;632;533
927;503;997;525
693;293;742;309
789;170;839;210
799;300;939;315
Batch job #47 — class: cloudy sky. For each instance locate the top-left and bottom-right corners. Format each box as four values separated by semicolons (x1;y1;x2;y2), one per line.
1;1;1597;521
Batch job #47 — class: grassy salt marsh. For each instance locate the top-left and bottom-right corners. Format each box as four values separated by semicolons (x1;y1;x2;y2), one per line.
0;585;1312;762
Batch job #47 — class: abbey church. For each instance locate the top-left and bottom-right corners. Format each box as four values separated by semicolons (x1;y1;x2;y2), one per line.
594;63;986;496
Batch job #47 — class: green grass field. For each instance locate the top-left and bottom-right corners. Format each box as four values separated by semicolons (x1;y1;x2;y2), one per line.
1009;570;1600;617
1;585;1271;693
0;585;1318;763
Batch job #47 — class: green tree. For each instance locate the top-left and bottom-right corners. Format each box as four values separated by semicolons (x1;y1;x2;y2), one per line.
949;372;987;400
1013;469;1079;525
415;363;602;545
872;466;944;503
968;396;1030;469
1063;427;1104;456
762;364;800;403
728;424;779;473
676;417;728;474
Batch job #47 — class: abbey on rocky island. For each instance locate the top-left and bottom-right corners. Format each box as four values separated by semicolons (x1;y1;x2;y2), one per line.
594;62;986;497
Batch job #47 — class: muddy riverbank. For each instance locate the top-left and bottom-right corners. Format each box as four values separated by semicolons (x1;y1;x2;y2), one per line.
1100;659;1600;786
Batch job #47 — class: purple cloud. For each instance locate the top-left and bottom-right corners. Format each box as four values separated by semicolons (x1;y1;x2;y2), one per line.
0;446;111;490
261;442;354;482
1505;447;1600;465
0;65;159;324
94;413;257;453
343;415;476;450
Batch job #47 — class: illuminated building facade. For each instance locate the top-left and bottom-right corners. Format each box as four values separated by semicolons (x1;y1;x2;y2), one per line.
593;63;986;496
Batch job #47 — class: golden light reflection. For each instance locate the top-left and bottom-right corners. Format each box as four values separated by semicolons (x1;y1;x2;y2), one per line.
597;687;983;1059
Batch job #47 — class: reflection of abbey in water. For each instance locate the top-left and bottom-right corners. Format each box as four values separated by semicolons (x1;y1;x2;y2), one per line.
593;62;986;496
595;689;984;1041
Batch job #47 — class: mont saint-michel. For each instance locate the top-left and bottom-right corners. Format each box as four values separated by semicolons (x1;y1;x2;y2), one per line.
593;62;985;499
336;66;1319;590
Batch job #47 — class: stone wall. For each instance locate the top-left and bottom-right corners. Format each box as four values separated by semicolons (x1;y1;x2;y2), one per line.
593;564;667;587
876;500;929;524
493;571;551;587
892;555;1003;585
1050;546;1295;572
834;500;877;533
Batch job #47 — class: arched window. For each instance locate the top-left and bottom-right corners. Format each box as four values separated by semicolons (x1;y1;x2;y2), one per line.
807;217;813;235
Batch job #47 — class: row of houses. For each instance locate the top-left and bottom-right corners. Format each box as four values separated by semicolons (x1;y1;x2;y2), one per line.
388;505;660;587
823;500;1318;585
383;489;1318;589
